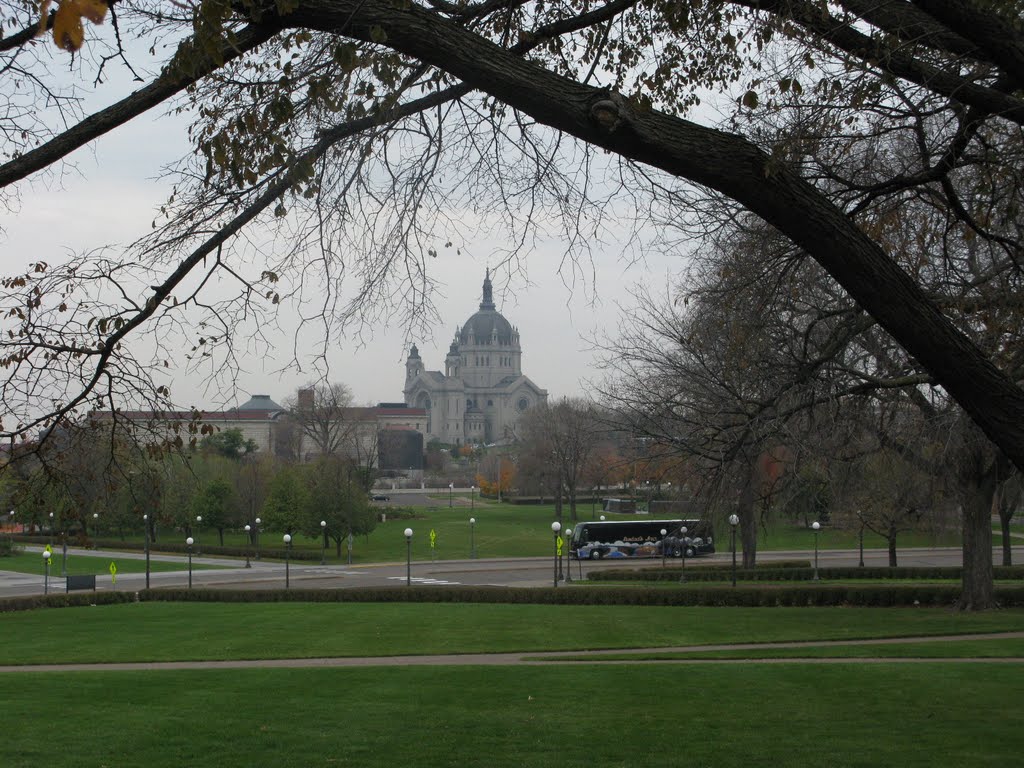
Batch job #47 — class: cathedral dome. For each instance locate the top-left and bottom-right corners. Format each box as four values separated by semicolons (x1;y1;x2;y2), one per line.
458;270;516;346
237;394;283;411
460;309;514;345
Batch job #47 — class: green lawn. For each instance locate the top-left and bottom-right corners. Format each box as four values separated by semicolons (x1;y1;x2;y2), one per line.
90;499;578;561
2;664;1022;767
0;551;224;576
3;602;1022;767
4;603;1024;664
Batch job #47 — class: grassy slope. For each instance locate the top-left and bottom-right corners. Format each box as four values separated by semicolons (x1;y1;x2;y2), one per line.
4;603;1024;664
3;665;1022;767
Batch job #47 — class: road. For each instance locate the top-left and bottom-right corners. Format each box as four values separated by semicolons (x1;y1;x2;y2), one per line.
2;542;1022;599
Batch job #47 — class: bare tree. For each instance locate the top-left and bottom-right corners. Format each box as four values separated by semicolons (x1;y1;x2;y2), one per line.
288;383;356;458
0;0;1022;476
994;474;1022;567
518;398;602;521
838;448;942;568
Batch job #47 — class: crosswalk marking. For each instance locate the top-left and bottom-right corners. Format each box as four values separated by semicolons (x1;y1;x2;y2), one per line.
386;576;461;585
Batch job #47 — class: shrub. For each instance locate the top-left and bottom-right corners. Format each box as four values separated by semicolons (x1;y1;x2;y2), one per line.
0;590;136;613
4;583;1023;612
133;583;1024;608
586;565;1024;582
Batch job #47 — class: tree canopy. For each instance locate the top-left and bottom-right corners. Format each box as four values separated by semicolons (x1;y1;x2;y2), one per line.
2;0;1024;477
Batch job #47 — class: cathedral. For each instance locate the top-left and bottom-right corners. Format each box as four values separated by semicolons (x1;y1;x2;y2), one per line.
404;270;548;445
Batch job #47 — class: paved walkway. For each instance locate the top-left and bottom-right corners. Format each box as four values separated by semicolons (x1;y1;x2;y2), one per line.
2;631;1022;672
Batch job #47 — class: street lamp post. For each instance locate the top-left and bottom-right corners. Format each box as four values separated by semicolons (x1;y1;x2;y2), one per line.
551;521;561;588
143;514;151;590
449;482;454;508
564;525;573;583
284;534;292;589
471;485;475;513
48;512;54;547
254;517;262;561
320;520;327;565
195;515;202;555
244;524;252;568
660;528;667;569
469;517;476;559
186;537;194;589
728;514;740;587
812;521;821;580
678;526;688;583
858;520;865;568
92;512;99;539
404;528;413;585
42;550;51;594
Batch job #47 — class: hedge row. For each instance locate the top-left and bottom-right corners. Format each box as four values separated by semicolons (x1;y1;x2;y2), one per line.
587;565;1024;582
136;584;1024;608
0;590;137;613
610;559;811;575
3;584;1023;612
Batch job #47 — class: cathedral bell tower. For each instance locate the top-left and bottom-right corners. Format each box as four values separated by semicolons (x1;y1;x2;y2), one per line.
405;343;422;384
445;338;460;377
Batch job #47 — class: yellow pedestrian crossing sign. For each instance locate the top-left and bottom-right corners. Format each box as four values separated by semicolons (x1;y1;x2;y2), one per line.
557;535;564;556
44;544;53;558
429;529;437;548
109;562;117;584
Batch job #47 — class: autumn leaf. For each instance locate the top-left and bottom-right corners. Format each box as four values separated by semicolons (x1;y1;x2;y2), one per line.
50;0;109;53
37;0;52;34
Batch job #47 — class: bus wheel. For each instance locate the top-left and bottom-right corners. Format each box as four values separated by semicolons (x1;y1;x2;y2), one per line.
685;548;695;558
589;550;603;560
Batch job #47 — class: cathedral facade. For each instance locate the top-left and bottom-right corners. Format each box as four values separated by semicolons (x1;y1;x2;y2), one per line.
403;271;548;445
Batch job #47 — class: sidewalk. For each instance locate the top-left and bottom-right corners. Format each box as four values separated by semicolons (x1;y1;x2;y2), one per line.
1;632;1022;672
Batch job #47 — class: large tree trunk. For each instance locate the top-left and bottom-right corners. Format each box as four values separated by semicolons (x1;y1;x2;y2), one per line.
887;530;898;567
960;482;995;609
956;433;1000;610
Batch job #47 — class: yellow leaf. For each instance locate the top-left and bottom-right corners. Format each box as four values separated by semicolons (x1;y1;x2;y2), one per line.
78;0;108;24
53;2;84;51
51;0;109;53
37;0;52;35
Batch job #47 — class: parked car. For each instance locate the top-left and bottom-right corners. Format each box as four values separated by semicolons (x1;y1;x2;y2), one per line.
370;494;391;501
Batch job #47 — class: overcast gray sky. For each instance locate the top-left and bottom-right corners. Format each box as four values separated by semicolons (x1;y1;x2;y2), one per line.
1;38;686;413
